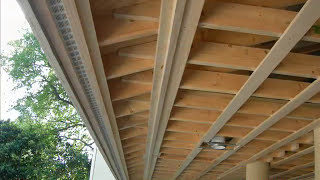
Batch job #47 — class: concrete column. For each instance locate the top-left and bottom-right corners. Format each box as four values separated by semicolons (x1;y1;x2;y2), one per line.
246;161;269;180
315;127;320;180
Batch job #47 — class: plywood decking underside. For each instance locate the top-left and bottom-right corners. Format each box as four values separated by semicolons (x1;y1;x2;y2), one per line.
89;0;320;179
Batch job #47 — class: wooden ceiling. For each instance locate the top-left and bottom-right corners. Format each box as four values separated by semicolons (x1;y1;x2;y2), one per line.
19;0;320;179
89;0;320;179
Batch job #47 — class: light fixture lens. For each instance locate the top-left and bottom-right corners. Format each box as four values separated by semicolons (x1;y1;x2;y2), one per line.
210;143;226;150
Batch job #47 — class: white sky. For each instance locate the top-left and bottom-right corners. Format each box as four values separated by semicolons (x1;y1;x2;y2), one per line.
1;0;30;120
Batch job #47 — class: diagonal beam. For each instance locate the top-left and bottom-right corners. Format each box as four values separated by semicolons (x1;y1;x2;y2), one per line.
172;0;320;179
289;172;314;180
270;161;314;179
219;117;320;179
143;0;205;179
271;146;314;167
196;79;320;178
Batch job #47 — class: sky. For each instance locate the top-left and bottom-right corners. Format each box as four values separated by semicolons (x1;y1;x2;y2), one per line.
1;0;30;120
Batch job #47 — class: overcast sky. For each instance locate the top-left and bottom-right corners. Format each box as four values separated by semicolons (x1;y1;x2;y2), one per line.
1;0;30;120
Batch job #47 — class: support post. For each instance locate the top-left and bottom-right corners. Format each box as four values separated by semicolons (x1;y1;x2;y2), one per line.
246;161;269;180
315;127;320;180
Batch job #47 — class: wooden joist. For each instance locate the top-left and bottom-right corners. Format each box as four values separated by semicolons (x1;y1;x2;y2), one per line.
271;146;314;167
95;17;158;47
218;119;320;179
22;0;320;179
114;0;320;42
121;39;320;79
119;68;320;105
103;54;154;79
197;79;320;177
176;0;320;178
143;0;205;179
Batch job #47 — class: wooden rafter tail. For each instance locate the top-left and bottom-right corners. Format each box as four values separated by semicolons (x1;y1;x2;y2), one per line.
174;0;320;179
143;0;205;179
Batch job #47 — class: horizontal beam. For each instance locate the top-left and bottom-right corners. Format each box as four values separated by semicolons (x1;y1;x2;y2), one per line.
114;1;320;42
217;119;320;179
271;146;314;167
270;161;314;179
120;40;320;79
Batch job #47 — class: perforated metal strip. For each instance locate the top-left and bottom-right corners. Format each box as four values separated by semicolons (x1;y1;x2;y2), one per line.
47;0;124;179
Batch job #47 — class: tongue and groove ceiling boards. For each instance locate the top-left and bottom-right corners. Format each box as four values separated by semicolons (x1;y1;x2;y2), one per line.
19;0;320;179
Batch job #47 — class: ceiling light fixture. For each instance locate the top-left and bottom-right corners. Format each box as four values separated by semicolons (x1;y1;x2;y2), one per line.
200;136;236;150
208;136;226;150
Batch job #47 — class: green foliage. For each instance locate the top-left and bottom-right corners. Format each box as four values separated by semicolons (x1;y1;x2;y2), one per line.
2;30;93;179
0;120;91;179
313;25;320;34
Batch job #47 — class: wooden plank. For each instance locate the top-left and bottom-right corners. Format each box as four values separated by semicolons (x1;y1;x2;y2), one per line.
175;0;320;178
270;162;314;179
120;68;320;104
271;146;314;167
113;100;150;118
117;115;148;130
289;172;314;180
181;69;320;103
217;0;307;8
103;54;153;79
122;136;146;148
119;126;148;140
143;0;205;179
120;41;320;78
199;79;320;178
201;29;276;46
95;16;158;47
189;42;320;78
174;90;320;121
109;79;152;101
218;119;320;179
114;1;320;42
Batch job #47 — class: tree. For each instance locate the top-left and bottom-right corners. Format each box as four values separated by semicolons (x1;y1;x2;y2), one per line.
0;120;91;179
1;30;93;179
3;31;93;150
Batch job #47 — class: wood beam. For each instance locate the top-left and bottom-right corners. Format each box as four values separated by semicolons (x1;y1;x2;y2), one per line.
216;0;307;8
95;17;158;47
289;172;315;180
198;79;320;177
175;0;320;178
315;127;320;179
270;162;314;179
103;54;153;80
120;41;320;79
271;146;314;167
114;1;320;42
18;0;130;179
143;0;205;179
119;67;320;105
217;119;320;179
